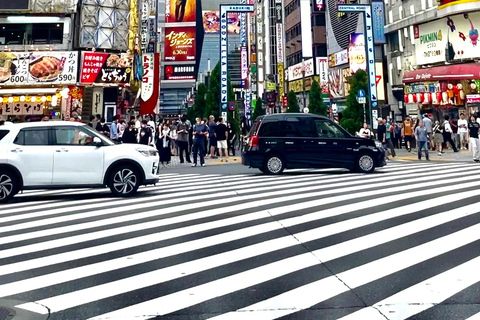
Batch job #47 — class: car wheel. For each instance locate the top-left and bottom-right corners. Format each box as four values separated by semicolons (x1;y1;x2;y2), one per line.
263;155;285;175
108;165;140;197
0;170;17;203
355;153;376;173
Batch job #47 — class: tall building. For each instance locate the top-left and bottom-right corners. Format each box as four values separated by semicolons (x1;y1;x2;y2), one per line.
284;0;327;109
385;0;480;121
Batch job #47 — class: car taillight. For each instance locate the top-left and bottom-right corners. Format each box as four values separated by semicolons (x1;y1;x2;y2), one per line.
250;135;259;148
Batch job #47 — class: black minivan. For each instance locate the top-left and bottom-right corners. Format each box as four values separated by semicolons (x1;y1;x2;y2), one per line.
242;113;386;174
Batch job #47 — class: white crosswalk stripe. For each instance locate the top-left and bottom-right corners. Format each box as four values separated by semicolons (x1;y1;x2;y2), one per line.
1;161;480;320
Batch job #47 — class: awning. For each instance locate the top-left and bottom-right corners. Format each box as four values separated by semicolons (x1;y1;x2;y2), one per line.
403;64;480;83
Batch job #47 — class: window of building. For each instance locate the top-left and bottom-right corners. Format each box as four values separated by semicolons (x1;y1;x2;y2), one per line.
314;14;325;26
389;32;399;52
0;23;64;45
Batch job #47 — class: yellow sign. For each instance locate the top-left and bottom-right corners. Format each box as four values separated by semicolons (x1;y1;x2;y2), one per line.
278;63;285;101
288;76;320;93
266;82;276;91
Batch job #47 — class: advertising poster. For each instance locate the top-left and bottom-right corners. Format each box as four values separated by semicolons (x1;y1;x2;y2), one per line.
288;58;314;81
164;65;195;80
80;52;133;84
348;33;366;74
141;53;155;101
165;0;196;23
415;12;480;65
0;52;78;86
164;27;196;62
202;11;241;34
372;1;386;43
316;57;329;94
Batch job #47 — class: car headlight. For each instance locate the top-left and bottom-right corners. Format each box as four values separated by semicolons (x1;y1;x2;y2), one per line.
136;148;158;157
374;140;383;149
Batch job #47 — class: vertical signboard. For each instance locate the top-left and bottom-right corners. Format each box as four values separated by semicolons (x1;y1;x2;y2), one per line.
278;63;285;99
219;4;254;114
300;0;313;58
316;57;328;94
349;33;366;73
241;47;248;80
140;0;150;51
338;4;378;121
256;4;264;85
372;1;386;44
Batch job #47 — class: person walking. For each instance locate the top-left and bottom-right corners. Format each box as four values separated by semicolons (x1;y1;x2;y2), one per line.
385;120;396;157
156;124;172;167
432;120;444;156
192;117;208;167
422;114;433;150
393;123;402;149
215;117;229;162
458;113;469;150
110;117;119;142
415;120;430;161
402;116;414;152
442;115;458;152
377;118;388;159
177;115;191;163
118;119;127;142
139;120;153;146
227;122;237;156
468;114;480;162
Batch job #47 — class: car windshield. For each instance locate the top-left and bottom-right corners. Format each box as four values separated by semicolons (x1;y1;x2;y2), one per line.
82;124;115;146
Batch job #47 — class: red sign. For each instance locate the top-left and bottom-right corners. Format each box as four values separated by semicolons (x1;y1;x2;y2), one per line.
80;52;133;84
140;53;160;115
467;94;480;104
164;27;196;62
282;95;288;108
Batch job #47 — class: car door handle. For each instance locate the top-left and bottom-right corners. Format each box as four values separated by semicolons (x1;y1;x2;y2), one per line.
10;148;23;153
285;142;294;145
333;142;338;145
56;148;69;152
318;142;326;145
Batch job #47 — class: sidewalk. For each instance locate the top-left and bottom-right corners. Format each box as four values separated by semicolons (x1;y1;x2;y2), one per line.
159;154;241;169
393;147;475;162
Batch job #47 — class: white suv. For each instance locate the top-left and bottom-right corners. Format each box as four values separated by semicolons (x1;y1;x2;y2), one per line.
0;121;160;203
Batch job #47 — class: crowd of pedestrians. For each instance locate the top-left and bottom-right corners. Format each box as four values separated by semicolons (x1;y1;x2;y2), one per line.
358;112;480;162
86;113;240;168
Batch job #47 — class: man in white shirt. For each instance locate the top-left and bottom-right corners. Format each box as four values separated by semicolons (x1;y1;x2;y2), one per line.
442;115;458;152
457;113;468;150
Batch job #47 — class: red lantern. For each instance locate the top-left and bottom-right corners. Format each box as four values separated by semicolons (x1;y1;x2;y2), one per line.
412;94;417;103
404;94;408;102
424;92;431;104
436;92;442;104
417;93;424;103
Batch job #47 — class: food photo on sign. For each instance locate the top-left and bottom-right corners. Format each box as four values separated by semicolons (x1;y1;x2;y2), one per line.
164;27;196;62
0;52;29;85
80;52;133;84
28;51;78;84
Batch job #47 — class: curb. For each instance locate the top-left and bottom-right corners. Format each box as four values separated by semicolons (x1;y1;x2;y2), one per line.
0;299;48;320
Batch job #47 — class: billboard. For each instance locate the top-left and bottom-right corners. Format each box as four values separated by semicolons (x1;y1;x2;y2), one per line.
0;51;78;86
79;52;133;84
164;65;195;80
316;57;329;94
164;27;196;62
414;12;480;65
349;33;366;74
165;0;196;23
372;1;386;44
288;58;314;81
202;11;241;34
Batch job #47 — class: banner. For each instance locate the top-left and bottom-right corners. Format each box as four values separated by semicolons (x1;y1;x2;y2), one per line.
0;102;44;116
165;0;196;23
141;53;154;101
241;46;248;80
278;63;285;100
0;51;78;86
80;52;133;84
348;33;366;73
372;1;386;44
203;11;241;34
164;65;195;80
164;27;196;62
316;57;329;94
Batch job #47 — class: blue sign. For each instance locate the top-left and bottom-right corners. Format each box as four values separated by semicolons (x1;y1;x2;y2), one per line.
357;89;366;98
372;1;386;44
228;102;236;111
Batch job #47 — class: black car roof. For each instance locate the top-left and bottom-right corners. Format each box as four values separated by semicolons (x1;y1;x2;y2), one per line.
257;113;331;121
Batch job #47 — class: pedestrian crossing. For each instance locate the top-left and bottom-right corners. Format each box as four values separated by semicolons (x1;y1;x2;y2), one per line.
2;162;480;319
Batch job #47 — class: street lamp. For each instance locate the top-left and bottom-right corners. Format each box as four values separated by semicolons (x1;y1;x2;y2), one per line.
302;58;306;110
206;58;211;89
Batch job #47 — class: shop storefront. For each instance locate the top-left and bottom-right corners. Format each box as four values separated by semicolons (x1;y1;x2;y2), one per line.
403;64;480;120
0;51;79;121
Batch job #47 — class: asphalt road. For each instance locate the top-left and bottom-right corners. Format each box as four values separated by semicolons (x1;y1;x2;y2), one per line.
2;161;480;320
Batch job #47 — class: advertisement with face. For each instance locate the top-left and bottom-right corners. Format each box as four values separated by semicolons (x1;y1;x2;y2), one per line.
202;11;241;34
349;33;366;74
164;27;196;62
165;0;196;23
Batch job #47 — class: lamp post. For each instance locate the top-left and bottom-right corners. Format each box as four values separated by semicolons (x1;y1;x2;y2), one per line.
207;58;211;89
302;58;306;111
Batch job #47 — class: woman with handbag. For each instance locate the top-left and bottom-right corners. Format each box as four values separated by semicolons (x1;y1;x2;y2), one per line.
156;124;172;168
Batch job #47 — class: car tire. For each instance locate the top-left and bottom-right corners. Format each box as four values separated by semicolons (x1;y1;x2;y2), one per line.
355;153;376;173
108;165;141;197
263;154;285;175
0;170;18;203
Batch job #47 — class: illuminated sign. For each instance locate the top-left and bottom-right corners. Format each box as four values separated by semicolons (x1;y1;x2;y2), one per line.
164;27;196;62
165;0;196;23
349;33;366;73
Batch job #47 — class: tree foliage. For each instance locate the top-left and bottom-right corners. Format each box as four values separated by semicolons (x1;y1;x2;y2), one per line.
286;90;300;113
203;61;235;120
340;70;368;135
308;80;327;116
252;97;265;120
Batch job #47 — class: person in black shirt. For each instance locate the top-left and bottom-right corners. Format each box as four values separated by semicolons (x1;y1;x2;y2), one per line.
227;122;237;156
215;118;229;162
96;118;110;137
468;114;480;162
377;118;389;159
139;120;153;146
122;121;138;144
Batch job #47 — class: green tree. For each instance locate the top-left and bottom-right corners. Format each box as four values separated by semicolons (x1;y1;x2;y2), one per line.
252;97;265;120
308;80;327;116
340;70;368;135
203;61;235;120
286;90;300;113
187;83;207;122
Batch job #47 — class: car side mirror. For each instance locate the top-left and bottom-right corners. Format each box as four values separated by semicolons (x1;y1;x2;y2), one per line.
93;137;102;146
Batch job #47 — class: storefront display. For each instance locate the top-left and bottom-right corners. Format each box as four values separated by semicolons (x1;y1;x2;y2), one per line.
79;52;133;84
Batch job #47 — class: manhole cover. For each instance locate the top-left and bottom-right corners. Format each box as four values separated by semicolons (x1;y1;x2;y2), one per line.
0;307;14;320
